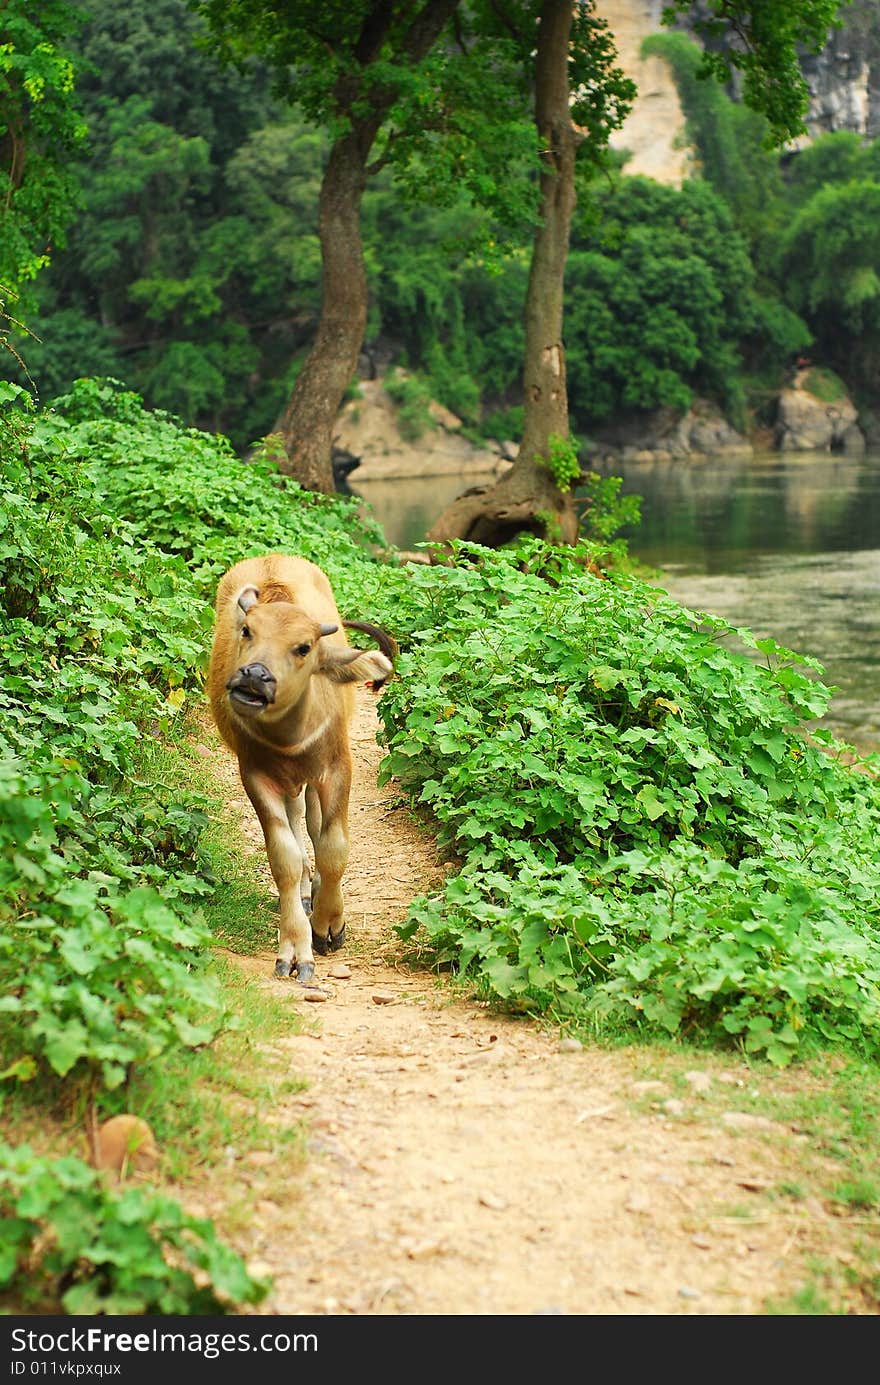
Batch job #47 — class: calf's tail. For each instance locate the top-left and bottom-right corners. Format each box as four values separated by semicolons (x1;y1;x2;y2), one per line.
342;620;399;690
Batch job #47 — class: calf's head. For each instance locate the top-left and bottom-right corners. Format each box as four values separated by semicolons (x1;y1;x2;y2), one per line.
224;585;393;721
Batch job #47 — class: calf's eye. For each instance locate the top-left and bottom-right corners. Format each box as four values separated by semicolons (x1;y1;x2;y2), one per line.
294;642;311;657
241;625;251;639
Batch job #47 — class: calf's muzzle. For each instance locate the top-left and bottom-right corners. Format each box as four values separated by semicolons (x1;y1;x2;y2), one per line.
226;661;277;713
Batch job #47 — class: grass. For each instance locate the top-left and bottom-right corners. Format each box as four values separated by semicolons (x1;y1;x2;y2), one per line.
124;956;308;1180
661;1047;880;1312
201;807;278;956
767;1278;838;1315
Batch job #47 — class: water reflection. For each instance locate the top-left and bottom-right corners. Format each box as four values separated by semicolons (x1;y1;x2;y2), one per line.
351;452;880;751
590;451;880;750
595;450;880;572
350;473;478;552
650;552;880;751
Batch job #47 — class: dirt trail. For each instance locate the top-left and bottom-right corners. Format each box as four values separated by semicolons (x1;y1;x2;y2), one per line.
191;690;858;1316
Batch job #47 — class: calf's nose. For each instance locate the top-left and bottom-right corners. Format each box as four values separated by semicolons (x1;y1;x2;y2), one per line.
227;662;277;699
241;662;274;684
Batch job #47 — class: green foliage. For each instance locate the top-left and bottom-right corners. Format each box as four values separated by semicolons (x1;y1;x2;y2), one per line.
383;369;436;442
623;31;820;403
536;433;581;494
661;0;845;143
374;540;880;1065
0;1141;267;1313
738;297;813;386
0;823;222;1090
577;470;642;545
8;0;290;443
783;130;874;208
643;31;785;250
47;379;387;596
566;177;756;427
13;0;631;444
195;0;632;231
14;0;832;450
780;180;880;324
802;367;847;403
0;0;87;287
772;173;880;402
0;384;231;1093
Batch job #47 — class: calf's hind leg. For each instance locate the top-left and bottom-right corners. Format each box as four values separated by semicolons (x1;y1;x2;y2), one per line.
286;787;313;915
310;773;349;956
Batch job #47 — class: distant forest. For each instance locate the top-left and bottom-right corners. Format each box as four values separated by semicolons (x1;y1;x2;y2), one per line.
14;0;880;451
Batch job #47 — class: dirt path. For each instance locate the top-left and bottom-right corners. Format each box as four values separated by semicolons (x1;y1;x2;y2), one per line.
192;691;862;1316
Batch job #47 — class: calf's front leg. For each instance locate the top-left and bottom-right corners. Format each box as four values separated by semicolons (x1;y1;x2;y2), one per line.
243;769;316;983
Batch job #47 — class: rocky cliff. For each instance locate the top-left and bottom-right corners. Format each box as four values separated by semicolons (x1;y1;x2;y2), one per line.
595;0;880;186
595;1;691;184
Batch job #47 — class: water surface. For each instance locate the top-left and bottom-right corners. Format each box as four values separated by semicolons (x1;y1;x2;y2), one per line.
351;451;880;751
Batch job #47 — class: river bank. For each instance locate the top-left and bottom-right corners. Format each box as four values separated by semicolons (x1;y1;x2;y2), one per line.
350;447;880;754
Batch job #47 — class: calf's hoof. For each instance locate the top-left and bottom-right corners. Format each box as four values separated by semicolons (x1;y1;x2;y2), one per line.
274;958;293;979
296;960;316;984
311;922;346;956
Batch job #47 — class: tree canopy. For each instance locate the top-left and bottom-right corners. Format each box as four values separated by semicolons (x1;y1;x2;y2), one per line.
11;0;875;465
0;0;87;291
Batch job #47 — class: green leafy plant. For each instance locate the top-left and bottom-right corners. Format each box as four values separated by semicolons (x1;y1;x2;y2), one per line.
0;385;231;1101
537;433;581;493
578;469;641;545
0;1141;268;1314
373;539;880;1065
0;0;87;289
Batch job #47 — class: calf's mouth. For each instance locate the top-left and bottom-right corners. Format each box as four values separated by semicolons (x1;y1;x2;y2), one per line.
226;665;277;715
229;688;270;711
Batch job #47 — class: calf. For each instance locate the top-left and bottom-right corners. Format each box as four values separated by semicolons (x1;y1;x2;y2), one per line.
208;554;396;983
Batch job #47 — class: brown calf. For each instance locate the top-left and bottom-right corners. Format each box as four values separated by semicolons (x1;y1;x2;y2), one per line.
208;554;395;983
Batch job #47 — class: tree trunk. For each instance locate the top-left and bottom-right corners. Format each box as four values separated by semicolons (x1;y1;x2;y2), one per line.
271;0;462;494
428;0;581;547
272;122;376;493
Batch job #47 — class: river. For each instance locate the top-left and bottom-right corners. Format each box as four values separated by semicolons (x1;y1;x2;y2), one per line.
350;450;880;753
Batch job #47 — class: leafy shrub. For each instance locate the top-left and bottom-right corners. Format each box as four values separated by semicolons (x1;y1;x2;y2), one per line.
577;470;641;545
0;386;226;1096
375;540;880;1064
0;382;93;620
538;434;581;493
0;758;221;1088
0;1141;267;1314
565;178;757;430
48;379;387;599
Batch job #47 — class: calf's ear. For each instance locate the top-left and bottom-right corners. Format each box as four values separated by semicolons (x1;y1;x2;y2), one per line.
317;645;394;687
236;585;260;614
